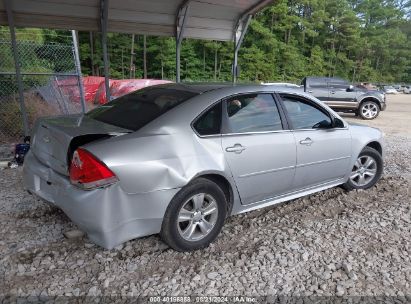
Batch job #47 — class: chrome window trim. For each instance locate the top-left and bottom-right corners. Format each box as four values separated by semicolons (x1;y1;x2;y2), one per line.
292;126;349;132
195;121;348;138
221;129;292;137
196;129;293;139
195;134;222;139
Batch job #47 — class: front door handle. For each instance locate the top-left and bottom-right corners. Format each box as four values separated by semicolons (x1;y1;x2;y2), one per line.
225;144;246;154
330;91;336;94
299;137;313;146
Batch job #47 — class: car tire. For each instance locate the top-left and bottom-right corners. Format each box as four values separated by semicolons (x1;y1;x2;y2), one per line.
359;101;380;120
342;146;383;191
160;178;227;252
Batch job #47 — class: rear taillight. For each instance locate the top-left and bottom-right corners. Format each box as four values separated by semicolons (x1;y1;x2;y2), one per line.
69;148;117;189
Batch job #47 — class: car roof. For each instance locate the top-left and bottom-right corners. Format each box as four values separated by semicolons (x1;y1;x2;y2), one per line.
156;82;233;94
156;82;309;95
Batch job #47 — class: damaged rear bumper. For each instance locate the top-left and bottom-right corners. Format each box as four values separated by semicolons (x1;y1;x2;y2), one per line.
23;151;180;249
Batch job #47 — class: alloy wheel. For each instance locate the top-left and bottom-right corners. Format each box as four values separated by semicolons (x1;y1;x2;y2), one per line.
177;193;219;241
349;155;377;187
361;103;378;119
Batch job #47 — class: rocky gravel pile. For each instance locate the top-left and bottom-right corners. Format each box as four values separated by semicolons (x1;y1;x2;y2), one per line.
0;135;410;301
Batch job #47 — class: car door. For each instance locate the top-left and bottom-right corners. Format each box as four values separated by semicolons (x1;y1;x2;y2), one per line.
327;78;358;109
279;93;352;190
306;77;330;102
221;93;296;205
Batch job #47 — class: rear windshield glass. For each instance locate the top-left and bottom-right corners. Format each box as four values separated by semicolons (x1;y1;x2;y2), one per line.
87;87;198;131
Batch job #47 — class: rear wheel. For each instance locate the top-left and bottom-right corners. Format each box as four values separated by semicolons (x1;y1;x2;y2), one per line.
359;101;380;120
343;146;383;191
160;178;227;251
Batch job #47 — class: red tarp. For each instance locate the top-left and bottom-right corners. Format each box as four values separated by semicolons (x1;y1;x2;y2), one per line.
53;77;172;105
53;76;104;103
93;79;172;105
83;76;105;103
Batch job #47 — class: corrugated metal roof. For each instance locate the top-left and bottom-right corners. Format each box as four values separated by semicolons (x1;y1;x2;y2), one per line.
0;0;272;41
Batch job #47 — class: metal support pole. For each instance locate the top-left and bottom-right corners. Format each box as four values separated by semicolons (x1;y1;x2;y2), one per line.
176;3;189;83
232;49;238;84
100;0;110;102
232;15;252;84
4;0;29;137
89;31;95;75
176;40;181;83
72;30;87;113
129;34;135;78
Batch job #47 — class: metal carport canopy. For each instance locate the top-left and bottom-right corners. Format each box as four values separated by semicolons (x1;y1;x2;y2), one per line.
0;0;271;41
0;0;273;137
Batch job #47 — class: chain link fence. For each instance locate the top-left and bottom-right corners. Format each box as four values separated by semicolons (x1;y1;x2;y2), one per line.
0;39;86;145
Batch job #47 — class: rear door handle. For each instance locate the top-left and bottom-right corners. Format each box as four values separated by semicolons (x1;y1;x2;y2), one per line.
330;91;336;94
299;137;313;146
225;144;246;154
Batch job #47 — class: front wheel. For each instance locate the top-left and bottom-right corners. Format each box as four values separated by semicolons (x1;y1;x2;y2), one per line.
359;101;380;120
160;178;227;252
342;146;383;191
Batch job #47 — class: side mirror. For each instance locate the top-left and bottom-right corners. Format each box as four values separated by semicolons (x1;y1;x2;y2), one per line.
333;118;345;128
346;85;354;92
313;119;333;129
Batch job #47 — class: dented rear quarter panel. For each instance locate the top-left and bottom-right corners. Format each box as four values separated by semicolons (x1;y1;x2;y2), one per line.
85;130;231;194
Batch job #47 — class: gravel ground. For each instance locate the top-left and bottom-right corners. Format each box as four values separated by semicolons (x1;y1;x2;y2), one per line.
0;96;410;300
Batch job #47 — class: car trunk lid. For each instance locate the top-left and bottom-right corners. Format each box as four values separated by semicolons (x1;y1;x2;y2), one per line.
31;114;130;176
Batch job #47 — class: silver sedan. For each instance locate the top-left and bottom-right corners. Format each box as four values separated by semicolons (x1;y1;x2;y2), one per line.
23;84;384;251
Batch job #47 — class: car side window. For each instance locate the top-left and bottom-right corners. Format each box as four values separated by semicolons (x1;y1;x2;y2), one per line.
281;95;333;129
328;78;349;89
193;102;222;136
225;93;283;133
309;78;327;88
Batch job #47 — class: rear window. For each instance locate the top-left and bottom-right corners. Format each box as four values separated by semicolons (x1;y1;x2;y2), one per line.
87;87;198;131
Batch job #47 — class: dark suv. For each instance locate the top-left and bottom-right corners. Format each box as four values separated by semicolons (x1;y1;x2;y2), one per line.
301;77;386;120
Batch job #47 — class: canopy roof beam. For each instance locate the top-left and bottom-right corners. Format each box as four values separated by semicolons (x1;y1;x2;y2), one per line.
176;1;190;83
0;0;273;41
232;14;252;83
0;0;274;85
231;0;272;83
